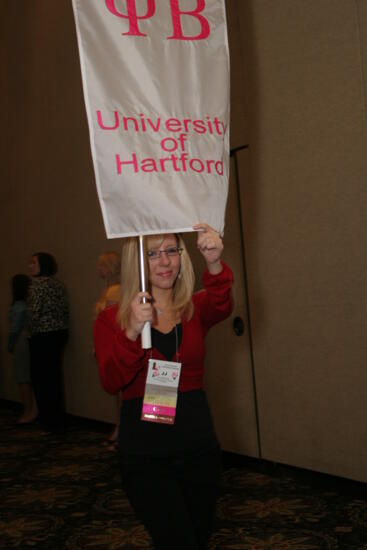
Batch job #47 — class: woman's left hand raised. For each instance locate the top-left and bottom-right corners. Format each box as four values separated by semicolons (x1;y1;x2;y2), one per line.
193;223;223;274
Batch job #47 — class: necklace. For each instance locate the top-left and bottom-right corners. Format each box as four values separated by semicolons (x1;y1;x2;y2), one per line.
155;303;170;316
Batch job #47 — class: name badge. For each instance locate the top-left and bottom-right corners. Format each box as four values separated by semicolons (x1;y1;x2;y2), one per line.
141;358;181;425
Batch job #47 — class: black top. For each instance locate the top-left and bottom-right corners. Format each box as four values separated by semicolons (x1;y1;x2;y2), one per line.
151;323;182;360
120;325;218;460
120;390;218;461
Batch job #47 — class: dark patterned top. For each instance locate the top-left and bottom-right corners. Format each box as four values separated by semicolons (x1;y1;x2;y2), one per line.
28;276;69;334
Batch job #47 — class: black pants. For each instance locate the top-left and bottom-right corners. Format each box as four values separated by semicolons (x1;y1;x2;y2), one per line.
119;447;221;550
29;330;68;432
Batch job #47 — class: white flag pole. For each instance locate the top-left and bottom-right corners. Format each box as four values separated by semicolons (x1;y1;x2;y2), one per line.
138;235;152;349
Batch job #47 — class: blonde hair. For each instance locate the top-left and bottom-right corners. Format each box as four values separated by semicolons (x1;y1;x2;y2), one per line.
97;251;120;285
94;251;121;318
94;284;121;318
117;234;194;329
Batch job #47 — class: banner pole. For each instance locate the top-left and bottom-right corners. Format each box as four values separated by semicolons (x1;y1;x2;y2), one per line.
139;235;152;349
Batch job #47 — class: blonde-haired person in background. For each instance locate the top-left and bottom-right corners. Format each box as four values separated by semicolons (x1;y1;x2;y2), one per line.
95;252;121;317
95;251;121;449
94;224;234;549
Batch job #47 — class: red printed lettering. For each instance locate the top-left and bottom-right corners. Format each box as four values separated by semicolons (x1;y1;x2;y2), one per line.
116;153;139;173
97;110;119;130
166;118;182;132
161;137;179;152
168;0;210;41
141;157;158;172
123;116;139;132
215;160;223;175
213;117;225;135
183;118;192;132
146;117;161;132
114;151;224;175
160;157;173;171
193;120;206;134
170;154;180;171
179;152;188;171
177;133;187;151
190;158;205;172
105;0;155;37
206;159;215;173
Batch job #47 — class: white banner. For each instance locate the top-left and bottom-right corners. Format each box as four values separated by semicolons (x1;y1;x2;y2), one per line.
72;0;230;238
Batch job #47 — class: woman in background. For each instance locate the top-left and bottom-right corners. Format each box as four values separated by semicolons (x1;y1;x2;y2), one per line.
95;252;121;317
94;224;233;549
28;252;69;434
95;251;121;449
8;274;37;423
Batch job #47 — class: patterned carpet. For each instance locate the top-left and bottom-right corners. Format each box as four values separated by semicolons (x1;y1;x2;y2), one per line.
1;401;367;549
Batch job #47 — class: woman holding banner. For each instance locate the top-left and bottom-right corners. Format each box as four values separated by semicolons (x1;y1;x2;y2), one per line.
94;223;233;549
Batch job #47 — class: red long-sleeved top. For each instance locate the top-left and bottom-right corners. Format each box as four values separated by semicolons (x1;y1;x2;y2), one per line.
93;262;234;400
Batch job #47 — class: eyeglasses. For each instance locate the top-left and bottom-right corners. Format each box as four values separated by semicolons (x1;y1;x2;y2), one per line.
147;246;183;261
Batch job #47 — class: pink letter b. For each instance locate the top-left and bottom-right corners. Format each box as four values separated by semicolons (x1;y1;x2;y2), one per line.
168;0;210;41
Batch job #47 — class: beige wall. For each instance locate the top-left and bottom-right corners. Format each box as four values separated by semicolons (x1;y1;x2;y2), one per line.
0;1;118;422
2;1;367;482
235;0;367;481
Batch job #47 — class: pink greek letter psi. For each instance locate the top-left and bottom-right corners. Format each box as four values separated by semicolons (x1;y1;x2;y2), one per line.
105;0;155;37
